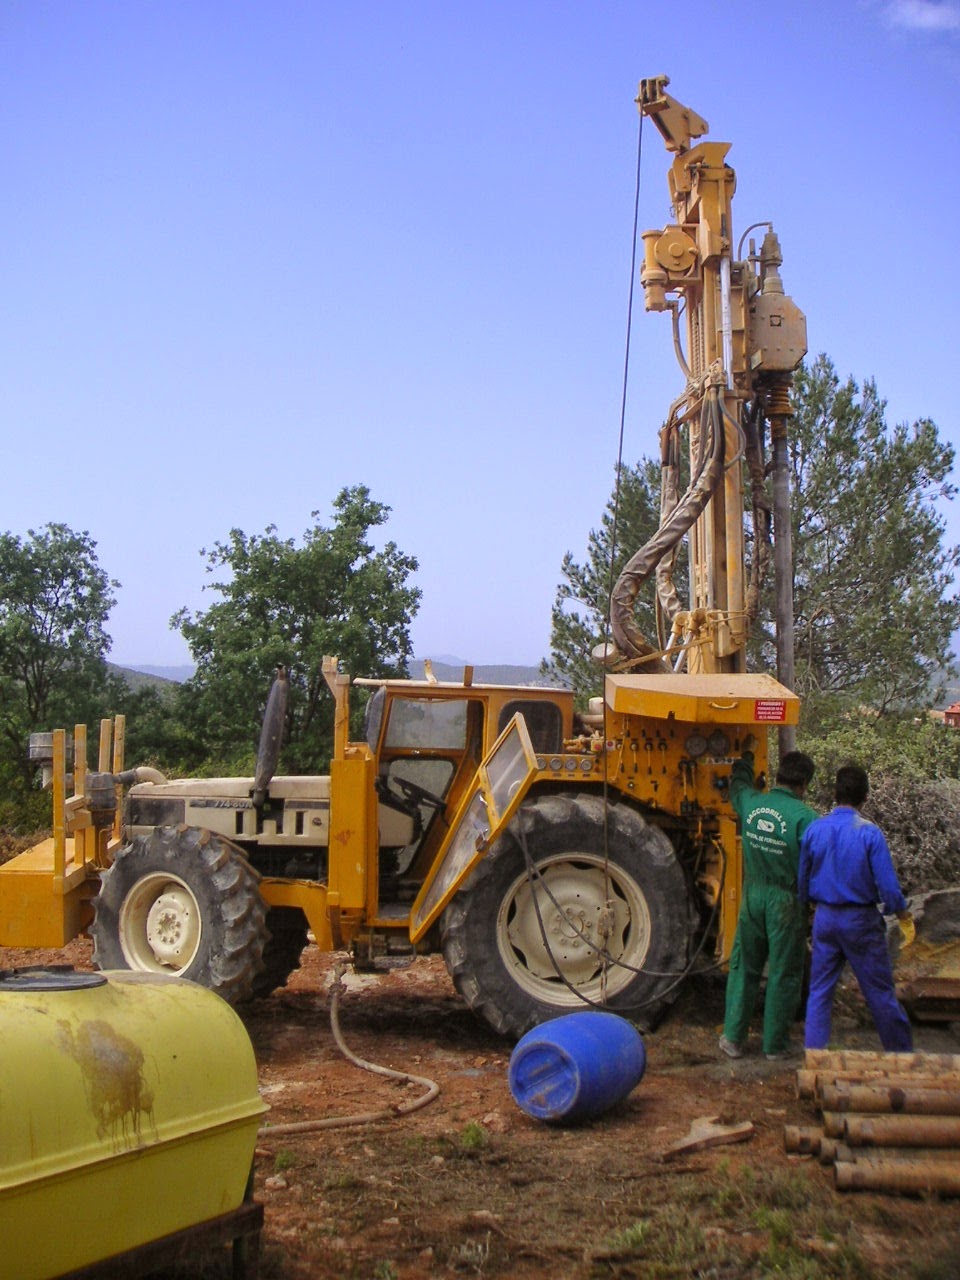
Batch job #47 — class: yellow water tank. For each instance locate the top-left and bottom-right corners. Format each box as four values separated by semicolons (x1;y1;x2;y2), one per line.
0;967;267;1280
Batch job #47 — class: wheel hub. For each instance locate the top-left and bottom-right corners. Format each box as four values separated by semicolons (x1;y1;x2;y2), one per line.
118;872;203;975
145;890;198;965
502;855;647;996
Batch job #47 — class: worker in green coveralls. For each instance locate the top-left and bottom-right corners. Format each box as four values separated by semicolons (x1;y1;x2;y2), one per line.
719;740;817;1061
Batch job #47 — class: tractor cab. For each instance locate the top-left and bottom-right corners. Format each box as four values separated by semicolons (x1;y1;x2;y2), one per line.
354;669;573;902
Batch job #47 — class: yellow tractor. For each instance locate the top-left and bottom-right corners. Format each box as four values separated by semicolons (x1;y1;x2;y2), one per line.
0;77;806;1038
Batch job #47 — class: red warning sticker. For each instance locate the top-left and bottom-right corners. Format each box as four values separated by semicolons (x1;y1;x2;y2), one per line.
754;699;787;722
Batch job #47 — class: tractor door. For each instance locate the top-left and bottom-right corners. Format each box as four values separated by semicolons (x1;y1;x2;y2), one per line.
409;712;538;942
369;692;485;895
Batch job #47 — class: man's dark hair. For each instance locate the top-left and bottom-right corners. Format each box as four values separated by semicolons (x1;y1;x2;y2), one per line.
835;764;869;807
776;751;815;790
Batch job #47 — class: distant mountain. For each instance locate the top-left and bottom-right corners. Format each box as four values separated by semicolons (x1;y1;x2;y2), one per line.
410;659;559;686
126;665;195;686
109;664;182;693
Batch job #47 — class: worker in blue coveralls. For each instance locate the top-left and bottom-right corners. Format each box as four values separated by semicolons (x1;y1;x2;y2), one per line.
798;764;914;1052
719;739;818;1061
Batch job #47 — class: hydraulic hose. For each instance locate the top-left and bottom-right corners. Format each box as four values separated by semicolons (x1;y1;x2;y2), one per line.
610;388;726;664
654;416;683;631
257;962;440;1139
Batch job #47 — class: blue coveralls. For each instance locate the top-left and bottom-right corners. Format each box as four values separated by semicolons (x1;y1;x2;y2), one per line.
798;806;913;1052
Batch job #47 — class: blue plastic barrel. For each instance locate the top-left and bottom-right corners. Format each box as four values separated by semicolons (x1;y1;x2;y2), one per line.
508;1011;646;1124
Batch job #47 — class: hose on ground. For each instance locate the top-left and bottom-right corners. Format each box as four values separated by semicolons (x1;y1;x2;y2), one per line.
257;961;440;1139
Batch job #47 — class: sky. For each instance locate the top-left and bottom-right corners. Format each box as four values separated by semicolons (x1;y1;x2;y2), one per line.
2;1;959;670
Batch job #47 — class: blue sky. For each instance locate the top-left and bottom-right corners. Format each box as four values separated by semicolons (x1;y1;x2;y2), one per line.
2;1;958;668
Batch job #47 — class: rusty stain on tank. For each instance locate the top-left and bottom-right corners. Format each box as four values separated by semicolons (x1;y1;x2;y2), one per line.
58;1018;156;1146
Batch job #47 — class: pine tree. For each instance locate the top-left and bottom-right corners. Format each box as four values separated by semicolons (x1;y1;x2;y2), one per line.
790;355;960;719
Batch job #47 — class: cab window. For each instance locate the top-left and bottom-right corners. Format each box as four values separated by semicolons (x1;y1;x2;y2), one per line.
384;698;469;751
497;700;563;754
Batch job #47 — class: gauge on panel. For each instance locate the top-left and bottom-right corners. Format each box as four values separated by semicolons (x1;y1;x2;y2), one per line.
684;732;708;758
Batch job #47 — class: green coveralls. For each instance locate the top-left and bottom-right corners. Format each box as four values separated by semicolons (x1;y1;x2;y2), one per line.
723;751;818;1055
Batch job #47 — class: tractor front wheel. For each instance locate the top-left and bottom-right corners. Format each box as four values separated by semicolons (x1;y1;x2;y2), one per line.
252;907;310;997
91;825;267;1005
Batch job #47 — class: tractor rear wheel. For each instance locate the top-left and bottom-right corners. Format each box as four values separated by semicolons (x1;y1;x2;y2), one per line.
91;825;267;1005
440;792;692;1038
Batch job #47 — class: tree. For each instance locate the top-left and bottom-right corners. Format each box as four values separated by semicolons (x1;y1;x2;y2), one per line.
543;458;683;703
790;356;960;719
172;485;421;772
0;524;119;790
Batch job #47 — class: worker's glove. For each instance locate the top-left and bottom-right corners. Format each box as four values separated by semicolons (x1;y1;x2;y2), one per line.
897;912;916;948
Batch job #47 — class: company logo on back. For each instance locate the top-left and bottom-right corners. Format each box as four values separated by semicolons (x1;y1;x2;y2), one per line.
747;805;789;853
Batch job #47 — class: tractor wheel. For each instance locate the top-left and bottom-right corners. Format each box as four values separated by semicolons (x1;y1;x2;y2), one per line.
91;825;267;1006
440;792;692;1038
252;907;310;997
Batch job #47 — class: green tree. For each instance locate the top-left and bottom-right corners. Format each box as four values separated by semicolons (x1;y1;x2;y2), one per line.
790;355;960;720
543;458;682;703
172;486;420;772
0;524;119;792
796;714;960;893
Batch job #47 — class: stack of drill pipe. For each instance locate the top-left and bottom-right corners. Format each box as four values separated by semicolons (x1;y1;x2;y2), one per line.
785;1049;960;1195
796;1048;960;1100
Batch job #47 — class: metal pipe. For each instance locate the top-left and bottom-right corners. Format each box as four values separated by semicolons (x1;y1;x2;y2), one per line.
804;1049;960;1072
783;1125;822;1154
822;1111;846;1139
720;257;734;389
818;1137;841;1165
844;1114;960;1147
115;766;169;787
722;394;746;668
832;1143;960;1165
53;729;66;888
835;1159;960;1195
799;1068;960;1103
821;1082;960;1116
768;381;796;755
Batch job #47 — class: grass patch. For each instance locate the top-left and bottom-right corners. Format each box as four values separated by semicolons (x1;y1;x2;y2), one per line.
587;1162;882;1278
459;1121;489;1151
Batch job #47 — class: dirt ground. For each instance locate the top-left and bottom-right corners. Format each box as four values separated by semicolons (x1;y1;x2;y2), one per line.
7;938;960;1279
